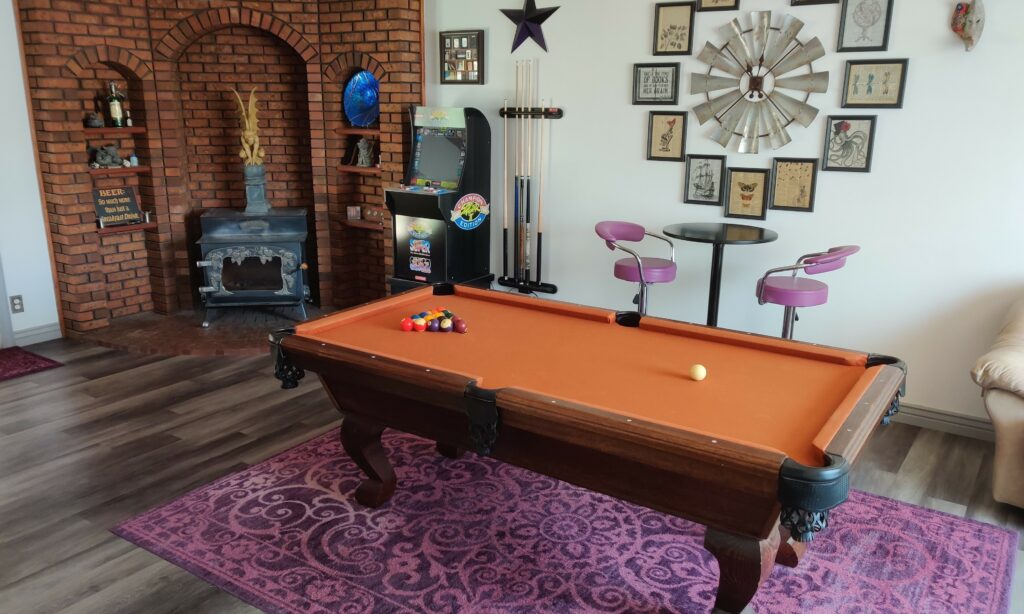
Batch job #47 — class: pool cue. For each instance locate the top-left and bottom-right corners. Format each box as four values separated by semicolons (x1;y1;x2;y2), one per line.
524;60;534;281
536;96;547;285
512;62;522;283
502;97;509;280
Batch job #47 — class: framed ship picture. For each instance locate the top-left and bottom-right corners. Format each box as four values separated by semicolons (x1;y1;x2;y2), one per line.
685;154;726;205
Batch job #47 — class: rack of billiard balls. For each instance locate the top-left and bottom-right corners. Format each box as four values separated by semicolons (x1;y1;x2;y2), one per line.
400;308;468;334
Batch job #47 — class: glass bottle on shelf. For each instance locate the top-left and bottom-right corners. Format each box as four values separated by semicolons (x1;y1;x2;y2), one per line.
124;109;133;127
106;82;125;128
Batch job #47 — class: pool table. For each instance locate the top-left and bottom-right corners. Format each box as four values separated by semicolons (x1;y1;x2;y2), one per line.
270;284;905;614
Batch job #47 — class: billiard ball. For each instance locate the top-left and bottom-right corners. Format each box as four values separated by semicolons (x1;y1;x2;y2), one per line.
689;364;707;381
439;318;453;332
453;320;468;334
413;319;427;332
400;318;414;332
427;319;440;332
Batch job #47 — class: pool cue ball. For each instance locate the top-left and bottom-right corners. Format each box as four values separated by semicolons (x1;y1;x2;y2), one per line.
689;364;707;381
453;320;468;334
400;318;414;332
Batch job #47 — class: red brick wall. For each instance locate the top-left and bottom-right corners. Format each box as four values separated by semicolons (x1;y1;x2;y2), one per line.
15;0;424;334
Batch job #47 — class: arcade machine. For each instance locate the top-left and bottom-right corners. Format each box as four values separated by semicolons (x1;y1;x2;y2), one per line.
385;106;492;294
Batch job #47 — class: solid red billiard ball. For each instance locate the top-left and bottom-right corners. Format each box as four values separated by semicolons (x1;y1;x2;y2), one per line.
400;318;414;332
453;320;468;334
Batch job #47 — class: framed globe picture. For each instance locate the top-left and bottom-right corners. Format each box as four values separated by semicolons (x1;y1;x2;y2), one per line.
837;0;894;52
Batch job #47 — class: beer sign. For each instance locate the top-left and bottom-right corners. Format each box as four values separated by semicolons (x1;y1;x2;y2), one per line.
93;187;143;227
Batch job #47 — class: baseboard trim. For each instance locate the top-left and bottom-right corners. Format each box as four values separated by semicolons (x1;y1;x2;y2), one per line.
893;403;994;441
13;322;63;347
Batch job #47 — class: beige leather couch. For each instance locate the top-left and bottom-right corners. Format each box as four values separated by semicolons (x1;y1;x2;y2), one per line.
972;297;1024;508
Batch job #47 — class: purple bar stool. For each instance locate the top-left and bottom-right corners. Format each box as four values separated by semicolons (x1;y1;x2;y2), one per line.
595;221;677;315
756;245;860;339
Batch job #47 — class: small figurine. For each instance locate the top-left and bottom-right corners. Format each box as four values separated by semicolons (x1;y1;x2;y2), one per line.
122;159;131;168
84;112;104;128
90;144;124;168
356;137;375;167
231;87;265;166
951;0;985;51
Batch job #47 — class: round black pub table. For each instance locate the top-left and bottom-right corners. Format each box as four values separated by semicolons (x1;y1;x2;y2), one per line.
662;222;779;327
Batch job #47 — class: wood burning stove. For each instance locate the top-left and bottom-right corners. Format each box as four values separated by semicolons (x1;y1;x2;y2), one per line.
196;208;309;327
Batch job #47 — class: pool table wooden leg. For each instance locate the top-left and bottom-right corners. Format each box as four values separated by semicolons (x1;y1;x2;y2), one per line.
435;443;465;459
775;525;808;568
340;417;396;508
704;525;781;614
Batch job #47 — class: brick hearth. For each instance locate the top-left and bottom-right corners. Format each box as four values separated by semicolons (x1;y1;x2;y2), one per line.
16;0;420;336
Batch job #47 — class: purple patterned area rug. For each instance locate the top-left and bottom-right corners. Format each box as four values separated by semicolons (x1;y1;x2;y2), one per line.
0;346;61;382
114;430;1017;614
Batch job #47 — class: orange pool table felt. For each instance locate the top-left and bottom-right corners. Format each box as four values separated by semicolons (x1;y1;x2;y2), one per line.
297;286;882;467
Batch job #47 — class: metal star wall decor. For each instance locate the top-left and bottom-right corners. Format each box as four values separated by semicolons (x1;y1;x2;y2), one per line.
501;0;560;52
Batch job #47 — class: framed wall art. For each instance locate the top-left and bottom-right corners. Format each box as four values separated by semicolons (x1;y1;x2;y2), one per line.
791;0;839;5
770;158;818;212
633;63;680;105
842;59;908;108
653;3;696;55
697;0;739;13
685;154;726;205
440;30;485;84
822;115;876;172
647;111;688;162
837;0;894;52
724;167;770;220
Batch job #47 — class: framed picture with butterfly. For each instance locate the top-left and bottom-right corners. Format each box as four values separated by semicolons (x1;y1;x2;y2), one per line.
724;167;770;220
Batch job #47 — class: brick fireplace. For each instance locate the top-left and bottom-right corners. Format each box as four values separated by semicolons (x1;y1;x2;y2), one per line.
15;0;421;336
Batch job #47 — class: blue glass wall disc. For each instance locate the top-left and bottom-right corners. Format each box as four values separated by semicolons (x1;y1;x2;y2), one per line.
343;71;380;127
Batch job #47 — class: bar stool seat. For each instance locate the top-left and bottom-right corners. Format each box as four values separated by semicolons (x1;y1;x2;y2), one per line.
614;257;677;284
758;276;828;308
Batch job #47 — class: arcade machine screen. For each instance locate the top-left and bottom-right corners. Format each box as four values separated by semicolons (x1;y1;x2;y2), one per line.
408;127;467;190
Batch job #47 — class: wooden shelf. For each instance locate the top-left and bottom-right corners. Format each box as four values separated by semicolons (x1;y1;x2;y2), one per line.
89;165;151;178
337;164;382;176
343;219;384;231
97;221;158;236
336;125;380;137
83;126;147;138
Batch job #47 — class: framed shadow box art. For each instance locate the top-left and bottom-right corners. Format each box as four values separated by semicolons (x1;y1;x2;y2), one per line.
842;59;908;109
440;30;484;84
685;154;726;205
770;158;818;212
838;0;894;52
648;112;688;162
653;2;696;55
822;115;876;172
724;167;770;220
633;63;680;105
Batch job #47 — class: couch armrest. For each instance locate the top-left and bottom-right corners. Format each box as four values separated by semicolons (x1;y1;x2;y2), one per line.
972;296;1024;396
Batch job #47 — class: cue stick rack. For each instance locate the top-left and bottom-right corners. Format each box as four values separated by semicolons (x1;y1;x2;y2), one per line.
497;59;562;295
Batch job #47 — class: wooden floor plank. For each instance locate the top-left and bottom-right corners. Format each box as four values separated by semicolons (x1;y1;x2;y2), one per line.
0;339;1021;612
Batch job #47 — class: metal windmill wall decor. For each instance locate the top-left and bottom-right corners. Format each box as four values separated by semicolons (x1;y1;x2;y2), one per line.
691;11;829;154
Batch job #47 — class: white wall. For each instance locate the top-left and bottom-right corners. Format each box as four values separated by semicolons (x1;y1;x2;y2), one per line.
426;0;1024;420
1;0;60;342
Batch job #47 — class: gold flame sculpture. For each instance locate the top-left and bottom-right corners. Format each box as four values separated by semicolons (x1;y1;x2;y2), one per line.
231;87;265;166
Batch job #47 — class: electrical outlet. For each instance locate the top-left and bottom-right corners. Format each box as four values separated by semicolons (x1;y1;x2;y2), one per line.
9;295;24;314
